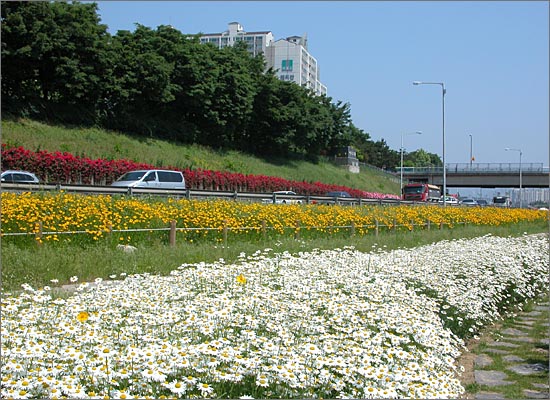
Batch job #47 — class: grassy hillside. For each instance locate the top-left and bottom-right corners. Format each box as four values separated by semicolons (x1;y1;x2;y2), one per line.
2;118;400;195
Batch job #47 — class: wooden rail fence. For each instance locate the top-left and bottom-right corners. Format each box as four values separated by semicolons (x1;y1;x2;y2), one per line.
0;218;467;246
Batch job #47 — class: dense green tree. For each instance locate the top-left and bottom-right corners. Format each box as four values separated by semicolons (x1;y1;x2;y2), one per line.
405;149;442;167
101;24;183;136
362;139;400;169
197;42;258;148
1;1;109;123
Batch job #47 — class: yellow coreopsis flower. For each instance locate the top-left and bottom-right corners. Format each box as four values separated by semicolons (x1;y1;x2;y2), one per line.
236;274;247;284
76;311;89;323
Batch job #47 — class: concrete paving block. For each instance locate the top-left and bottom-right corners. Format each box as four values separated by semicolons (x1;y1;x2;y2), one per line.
484;348;509;355
475;391;506;399
532;383;549;390
489;341;520;348
502;355;525;363
523;389;550;399
508;336;537;343
501;328;527;336
515;319;537;326
507;363;549;375
524;311;542;317
475;370;513;386
475;354;494;368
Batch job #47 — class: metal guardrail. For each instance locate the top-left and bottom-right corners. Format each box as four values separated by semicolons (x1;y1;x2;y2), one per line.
0;182;412;206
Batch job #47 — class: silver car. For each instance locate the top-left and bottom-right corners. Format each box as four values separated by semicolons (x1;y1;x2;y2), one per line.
438;196;459;205
1;170;40;183
111;170;185;189
460;198;479;206
262;191;302;204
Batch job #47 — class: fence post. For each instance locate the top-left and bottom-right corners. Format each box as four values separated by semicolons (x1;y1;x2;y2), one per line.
35;221;43;245
223;220;228;245
375;219;379;237
410;219;414;232
439;221;444;230
294;220;301;240
393;218;397;233
169;220;176;247
350;221;355;238
427;219;431;230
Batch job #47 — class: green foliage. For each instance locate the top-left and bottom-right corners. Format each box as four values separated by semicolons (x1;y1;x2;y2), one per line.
2;119;402;193
405;148;443;167
2;221;546;292
1;1;109;123
1;1;402;169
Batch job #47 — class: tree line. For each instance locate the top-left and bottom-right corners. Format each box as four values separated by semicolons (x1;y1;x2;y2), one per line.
1;1;441;168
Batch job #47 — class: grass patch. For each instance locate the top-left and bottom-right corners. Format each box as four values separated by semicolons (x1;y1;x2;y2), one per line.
2;220;546;292
2;118;401;194
465;294;550;398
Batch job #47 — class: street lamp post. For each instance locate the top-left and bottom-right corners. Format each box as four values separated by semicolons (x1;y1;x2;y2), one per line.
469;134;473;169
505;147;523;208
413;81;446;206
400;131;422;197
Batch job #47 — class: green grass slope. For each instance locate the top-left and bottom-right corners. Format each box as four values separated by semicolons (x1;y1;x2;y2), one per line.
2;118;400;195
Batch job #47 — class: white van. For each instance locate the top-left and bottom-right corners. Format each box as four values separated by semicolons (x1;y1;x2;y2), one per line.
111;170;185;189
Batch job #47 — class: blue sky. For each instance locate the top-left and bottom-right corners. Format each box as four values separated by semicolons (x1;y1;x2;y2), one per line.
94;1;549;168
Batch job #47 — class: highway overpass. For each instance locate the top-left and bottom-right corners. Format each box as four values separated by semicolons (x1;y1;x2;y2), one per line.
401;163;549;188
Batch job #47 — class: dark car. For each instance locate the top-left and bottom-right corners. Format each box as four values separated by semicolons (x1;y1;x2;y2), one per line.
476;199;488;206
1;170;40;184
325;191;352;198
318;191;354;205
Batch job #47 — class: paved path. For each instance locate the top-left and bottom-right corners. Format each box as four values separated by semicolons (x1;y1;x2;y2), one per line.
460;300;549;399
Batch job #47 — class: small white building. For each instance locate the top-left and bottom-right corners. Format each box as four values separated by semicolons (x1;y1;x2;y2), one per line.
199;22;327;96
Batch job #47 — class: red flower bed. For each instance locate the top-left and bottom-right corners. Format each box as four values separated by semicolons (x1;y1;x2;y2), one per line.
1;144;399;199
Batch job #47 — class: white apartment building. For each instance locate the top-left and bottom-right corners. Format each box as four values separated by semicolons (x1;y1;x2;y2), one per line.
264;35;327;96
199;22;274;57
199;22;327;96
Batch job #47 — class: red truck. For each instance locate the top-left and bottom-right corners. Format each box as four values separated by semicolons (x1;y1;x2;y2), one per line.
402;183;441;202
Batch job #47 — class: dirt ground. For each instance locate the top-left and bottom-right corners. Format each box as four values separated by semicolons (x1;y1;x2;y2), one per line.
456;336;482;399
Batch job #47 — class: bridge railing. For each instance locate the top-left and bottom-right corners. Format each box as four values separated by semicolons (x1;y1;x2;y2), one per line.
401;163;547;174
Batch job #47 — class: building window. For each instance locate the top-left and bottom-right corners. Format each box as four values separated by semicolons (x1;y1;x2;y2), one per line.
282;59;293;71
